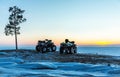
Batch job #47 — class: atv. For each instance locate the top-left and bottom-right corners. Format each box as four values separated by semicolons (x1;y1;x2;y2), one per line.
36;39;56;53
60;39;77;54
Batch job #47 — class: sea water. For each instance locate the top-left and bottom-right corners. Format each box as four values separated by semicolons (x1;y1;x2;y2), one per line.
78;46;120;56
1;45;120;56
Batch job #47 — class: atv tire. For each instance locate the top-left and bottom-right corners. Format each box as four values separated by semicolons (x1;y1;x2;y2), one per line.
60;47;64;54
41;47;47;53
51;45;56;52
36;45;40;52
74;47;77;53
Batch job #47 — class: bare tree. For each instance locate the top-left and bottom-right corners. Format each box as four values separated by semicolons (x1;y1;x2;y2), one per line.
5;6;26;50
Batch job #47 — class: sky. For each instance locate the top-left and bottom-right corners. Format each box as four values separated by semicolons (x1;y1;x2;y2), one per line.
0;0;120;48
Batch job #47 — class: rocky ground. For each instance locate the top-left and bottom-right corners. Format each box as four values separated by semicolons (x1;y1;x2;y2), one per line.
0;49;120;65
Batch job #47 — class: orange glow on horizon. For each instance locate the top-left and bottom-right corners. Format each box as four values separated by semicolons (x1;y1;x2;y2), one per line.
2;40;120;46
7;35;120;46
77;40;120;46
95;41;112;46
18;38;120;46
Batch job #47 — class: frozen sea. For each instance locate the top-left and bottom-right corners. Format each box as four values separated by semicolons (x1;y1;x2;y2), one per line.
0;59;120;77
0;45;120;77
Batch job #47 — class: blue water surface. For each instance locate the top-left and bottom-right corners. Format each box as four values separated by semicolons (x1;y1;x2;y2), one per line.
1;45;120;56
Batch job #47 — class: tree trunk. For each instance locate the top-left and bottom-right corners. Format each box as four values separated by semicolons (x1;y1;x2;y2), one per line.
15;26;18;51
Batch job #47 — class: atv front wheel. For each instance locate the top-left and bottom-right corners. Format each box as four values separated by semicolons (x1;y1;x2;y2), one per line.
36;45;40;52
41;47;47;53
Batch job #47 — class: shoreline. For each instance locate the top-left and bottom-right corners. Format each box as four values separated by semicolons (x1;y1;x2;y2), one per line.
0;49;120;65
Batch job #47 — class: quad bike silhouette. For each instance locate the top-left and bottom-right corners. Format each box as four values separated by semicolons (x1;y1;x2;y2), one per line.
60;39;77;54
36;39;56;53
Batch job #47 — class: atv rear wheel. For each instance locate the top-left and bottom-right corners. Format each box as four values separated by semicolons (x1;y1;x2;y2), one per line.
60;47;64;54
74;47;77;53
51;45;56;52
